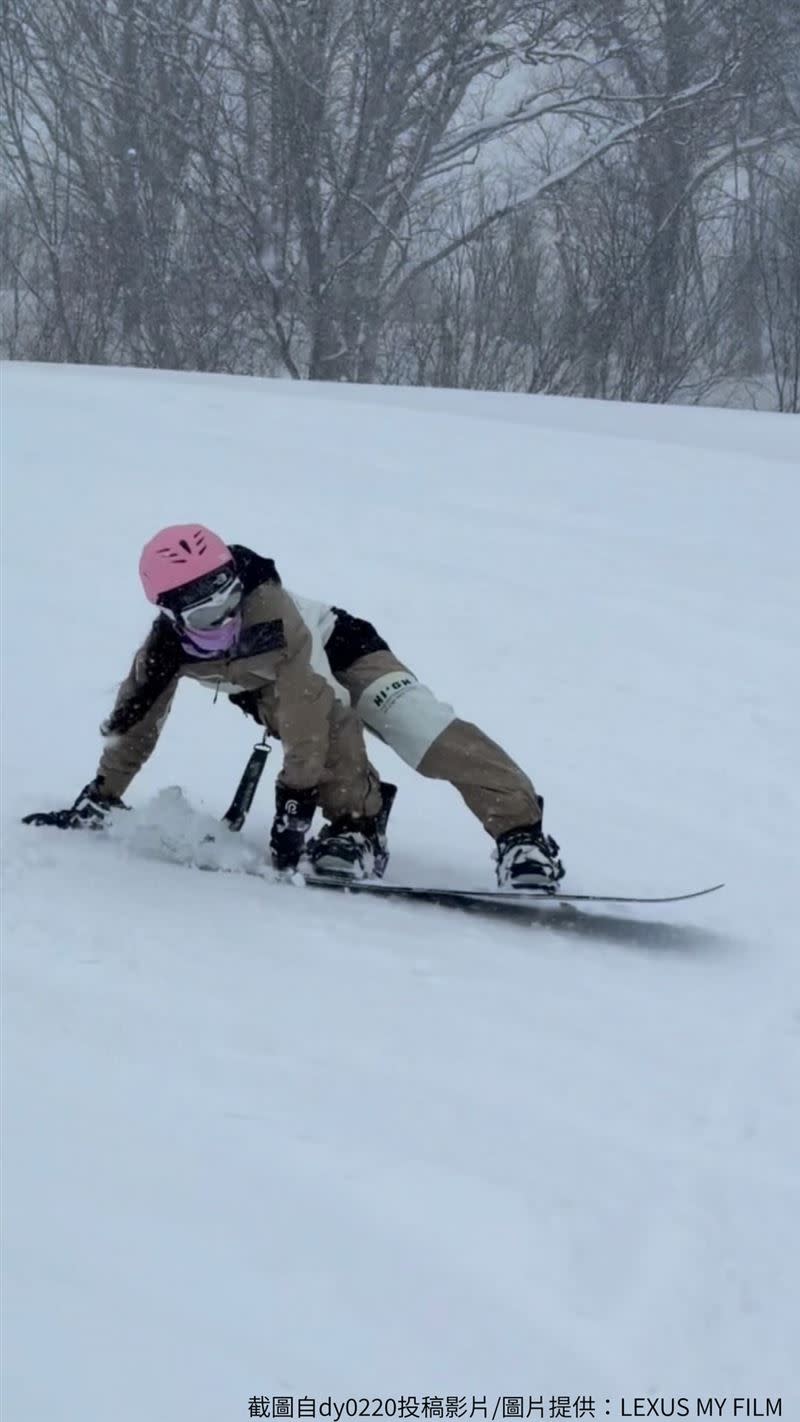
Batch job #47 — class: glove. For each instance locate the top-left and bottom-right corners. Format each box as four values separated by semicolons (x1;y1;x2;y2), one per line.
269;783;318;870
22;779;126;830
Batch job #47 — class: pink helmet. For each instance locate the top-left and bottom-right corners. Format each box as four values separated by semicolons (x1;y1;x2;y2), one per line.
139;524;233;603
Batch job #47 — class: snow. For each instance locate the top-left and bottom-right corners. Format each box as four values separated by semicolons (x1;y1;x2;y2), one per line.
2;360;799;1421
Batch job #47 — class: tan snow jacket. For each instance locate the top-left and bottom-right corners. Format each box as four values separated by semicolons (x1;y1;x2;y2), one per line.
96;566;380;820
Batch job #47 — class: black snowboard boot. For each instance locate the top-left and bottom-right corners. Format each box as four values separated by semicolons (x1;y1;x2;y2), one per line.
494;822;565;892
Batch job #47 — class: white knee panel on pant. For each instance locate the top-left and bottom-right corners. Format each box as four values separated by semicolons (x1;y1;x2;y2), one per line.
356;672;457;769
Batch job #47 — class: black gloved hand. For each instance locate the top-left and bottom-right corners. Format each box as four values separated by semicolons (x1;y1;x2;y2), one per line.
269;783;319;870
22;779;126;830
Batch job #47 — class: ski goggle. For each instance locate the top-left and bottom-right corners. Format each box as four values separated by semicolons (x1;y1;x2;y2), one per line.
159;566;243;631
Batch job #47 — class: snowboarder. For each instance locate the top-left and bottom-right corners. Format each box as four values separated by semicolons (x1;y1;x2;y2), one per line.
24;525;564;889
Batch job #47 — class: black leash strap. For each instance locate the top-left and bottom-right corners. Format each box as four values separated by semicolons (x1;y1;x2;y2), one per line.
223;738;272;832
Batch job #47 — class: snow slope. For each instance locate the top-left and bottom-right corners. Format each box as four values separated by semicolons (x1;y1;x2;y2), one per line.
2;362;799;1421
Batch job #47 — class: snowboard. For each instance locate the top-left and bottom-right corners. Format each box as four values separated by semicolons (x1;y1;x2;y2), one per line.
301;877;725;910
19;795;723;915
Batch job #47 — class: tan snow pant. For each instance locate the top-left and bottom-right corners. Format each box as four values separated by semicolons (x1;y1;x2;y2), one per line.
312;700;383;823
335;650;541;840
241;689;382;823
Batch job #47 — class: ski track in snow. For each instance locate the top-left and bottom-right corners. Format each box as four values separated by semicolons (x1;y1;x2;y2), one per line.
2;361;799;1420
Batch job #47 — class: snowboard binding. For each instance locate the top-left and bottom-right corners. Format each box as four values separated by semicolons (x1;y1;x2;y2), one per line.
305;780;397;881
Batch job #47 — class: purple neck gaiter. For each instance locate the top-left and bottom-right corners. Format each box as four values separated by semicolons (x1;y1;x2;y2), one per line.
180;615;242;660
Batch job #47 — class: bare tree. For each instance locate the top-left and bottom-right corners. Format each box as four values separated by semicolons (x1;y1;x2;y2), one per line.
200;0;767;382
2;0;798;404
1;0;232;366
754;168;800;411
